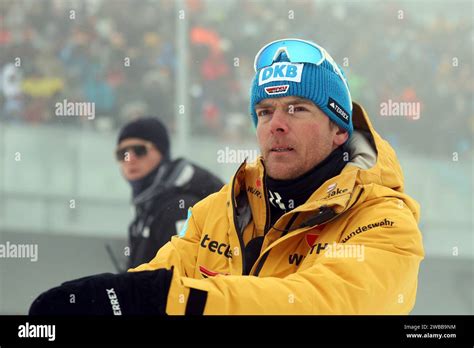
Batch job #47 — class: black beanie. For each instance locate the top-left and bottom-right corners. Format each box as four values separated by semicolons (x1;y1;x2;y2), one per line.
117;117;170;159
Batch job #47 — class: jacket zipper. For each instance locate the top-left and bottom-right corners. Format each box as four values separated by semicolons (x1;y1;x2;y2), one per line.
262;161;271;234
252;163;272;276
253;212;298;276
233;159;270;275
230;163;249;275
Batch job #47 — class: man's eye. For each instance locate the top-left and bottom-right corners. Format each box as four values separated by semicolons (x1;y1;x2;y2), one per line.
257;110;270;117
292;106;308;113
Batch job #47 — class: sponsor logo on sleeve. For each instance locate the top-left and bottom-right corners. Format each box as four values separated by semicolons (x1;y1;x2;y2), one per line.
341;218;395;243
200;234;233;259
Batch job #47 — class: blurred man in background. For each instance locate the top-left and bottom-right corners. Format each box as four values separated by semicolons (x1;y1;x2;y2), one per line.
115;117;223;269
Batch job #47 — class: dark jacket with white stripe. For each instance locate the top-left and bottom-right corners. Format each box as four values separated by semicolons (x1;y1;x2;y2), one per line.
128;158;223;269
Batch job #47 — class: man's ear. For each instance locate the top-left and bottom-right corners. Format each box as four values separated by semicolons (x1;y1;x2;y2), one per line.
333;127;349;148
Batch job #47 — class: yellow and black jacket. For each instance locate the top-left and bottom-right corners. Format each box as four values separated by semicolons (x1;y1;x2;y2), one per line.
131;102;424;315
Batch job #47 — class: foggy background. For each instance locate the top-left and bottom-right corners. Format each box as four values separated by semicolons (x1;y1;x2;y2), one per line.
0;0;472;314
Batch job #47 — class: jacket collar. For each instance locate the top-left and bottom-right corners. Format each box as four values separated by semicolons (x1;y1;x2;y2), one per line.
133;159;195;205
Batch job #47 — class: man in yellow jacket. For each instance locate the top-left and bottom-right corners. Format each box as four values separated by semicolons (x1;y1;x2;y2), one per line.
30;39;424;315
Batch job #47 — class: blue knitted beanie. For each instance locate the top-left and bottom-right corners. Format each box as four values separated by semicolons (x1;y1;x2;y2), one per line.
250;41;353;136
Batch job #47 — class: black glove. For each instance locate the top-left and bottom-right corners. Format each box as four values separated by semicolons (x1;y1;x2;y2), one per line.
29;268;173;316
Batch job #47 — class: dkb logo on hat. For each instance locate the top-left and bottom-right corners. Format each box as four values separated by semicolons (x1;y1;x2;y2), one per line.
250;38;353;137
258;62;304;85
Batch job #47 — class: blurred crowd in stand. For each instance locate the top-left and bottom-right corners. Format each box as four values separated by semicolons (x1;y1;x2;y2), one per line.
0;0;472;158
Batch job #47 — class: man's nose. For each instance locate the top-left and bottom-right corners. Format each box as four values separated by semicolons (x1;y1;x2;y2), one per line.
270;108;289;134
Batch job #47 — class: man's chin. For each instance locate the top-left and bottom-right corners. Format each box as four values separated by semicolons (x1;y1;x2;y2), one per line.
265;163;299;180
125;172;144;181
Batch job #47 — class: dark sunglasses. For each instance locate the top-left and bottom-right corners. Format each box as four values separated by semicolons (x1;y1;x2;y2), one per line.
115;143;152;161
